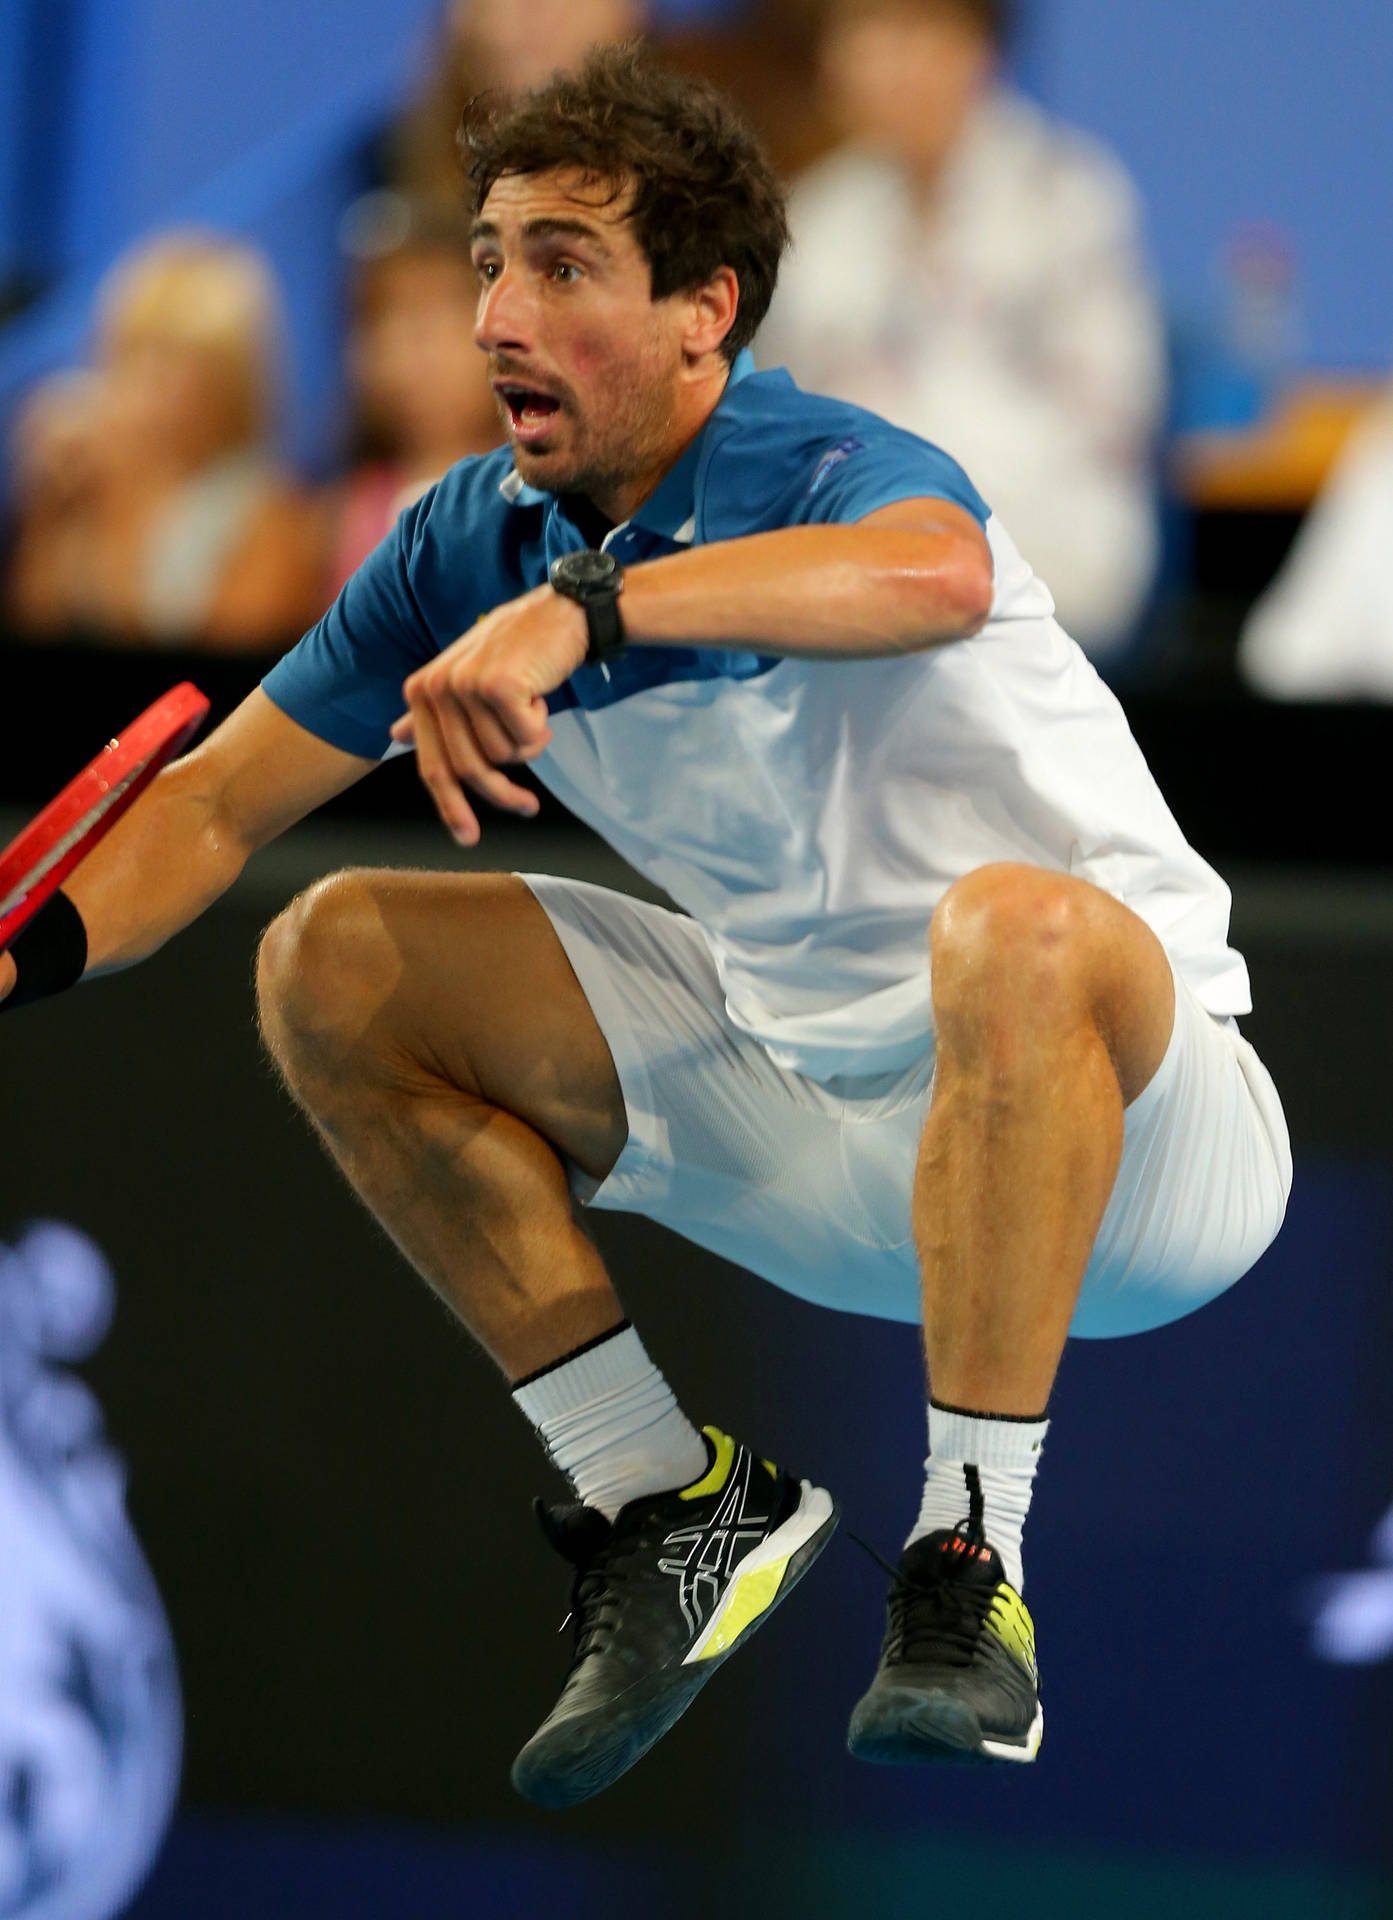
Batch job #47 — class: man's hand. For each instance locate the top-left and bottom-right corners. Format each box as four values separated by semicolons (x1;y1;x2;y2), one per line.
390;503;993;846
391;585;588;845
0;952;15;1004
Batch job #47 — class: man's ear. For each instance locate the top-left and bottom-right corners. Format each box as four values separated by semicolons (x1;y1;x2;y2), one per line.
680;267;740;365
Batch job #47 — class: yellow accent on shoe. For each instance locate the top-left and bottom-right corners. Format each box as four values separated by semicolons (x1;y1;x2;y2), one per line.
679;1427;735;1501
690;1558;790;1660
986;1584;1038;1681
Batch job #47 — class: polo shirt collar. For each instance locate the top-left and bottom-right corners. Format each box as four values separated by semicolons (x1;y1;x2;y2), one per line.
497;348;757;544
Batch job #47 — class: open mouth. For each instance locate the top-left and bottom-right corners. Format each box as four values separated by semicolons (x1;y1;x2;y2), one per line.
496;385;563;434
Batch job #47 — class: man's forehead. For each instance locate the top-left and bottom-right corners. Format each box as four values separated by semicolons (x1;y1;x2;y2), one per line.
475;168;636;236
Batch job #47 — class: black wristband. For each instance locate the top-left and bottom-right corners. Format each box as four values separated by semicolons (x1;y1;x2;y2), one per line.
2;890;88;1011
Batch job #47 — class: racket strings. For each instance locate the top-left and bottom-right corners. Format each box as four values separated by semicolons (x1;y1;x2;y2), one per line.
0;758;148;918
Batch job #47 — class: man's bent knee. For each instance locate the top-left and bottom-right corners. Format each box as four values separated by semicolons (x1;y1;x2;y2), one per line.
256;867;406;1068
931;864;1093;999
930;862;1175;1101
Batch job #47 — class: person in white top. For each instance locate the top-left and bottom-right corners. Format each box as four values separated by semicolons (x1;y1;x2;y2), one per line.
762;0;1166;658
1238;389;1393;698
0;48;1288;1798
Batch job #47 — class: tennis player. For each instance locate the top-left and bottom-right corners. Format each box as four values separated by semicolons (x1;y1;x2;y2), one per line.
0;46;1290;1802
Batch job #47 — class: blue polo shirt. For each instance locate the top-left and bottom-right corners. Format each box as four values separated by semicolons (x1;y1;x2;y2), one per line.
262;350;987;758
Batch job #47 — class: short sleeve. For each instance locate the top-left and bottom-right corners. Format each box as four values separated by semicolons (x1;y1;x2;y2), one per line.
697;376;992;543
262;492;442;760
791;426;990;530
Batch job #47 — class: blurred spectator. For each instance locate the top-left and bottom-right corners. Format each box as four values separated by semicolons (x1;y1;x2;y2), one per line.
387;0;649;204
326;198;501;594
383;0;824;247
4;233;323;650
1238;389;1393;699
761;0;1166;657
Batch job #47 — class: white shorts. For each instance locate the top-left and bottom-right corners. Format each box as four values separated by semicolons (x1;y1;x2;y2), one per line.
523;875;1293;1339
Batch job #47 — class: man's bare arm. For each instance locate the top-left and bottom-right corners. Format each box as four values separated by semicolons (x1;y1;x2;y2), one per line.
0;689;375;999
392;497;994;846
619;498;994;659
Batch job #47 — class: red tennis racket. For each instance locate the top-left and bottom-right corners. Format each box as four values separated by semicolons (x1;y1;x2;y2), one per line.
0;682;210;955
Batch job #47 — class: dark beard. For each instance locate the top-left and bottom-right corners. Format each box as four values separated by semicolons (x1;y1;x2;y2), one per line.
511;383;677;519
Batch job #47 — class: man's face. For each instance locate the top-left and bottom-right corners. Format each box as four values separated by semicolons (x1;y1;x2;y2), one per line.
471;169;687;504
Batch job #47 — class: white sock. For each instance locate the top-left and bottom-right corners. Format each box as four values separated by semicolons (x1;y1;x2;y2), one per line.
511;1322;709;1521
907;1400;1049;1593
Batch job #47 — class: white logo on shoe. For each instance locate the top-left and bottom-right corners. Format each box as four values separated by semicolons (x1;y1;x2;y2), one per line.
659;1452;772;1636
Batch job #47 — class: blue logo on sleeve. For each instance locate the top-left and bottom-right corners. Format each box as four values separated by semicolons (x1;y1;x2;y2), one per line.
808;437;865;496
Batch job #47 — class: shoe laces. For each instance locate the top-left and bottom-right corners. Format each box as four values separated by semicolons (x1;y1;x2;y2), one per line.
535;1499;650;1666
854;1522;996;1670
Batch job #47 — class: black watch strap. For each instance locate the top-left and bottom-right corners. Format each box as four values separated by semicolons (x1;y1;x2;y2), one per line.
580;592;626;666
549;550;627;666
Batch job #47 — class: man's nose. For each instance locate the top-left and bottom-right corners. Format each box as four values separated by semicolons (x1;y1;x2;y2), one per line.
475;268;533;355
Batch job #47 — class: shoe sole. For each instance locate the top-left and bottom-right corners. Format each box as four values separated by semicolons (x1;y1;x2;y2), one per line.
684;1482;836;1664
847;1687;1044;1767
512;1480;838;1808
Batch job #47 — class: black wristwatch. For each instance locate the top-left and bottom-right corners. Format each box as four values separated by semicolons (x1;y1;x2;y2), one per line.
549;549;627;667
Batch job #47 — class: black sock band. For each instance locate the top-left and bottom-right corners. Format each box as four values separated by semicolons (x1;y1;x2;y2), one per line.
929;1396;1049;1424
2;891;88;1011
511;1318;631;1390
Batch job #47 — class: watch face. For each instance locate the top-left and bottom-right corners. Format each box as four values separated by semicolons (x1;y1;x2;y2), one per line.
552;550;619;600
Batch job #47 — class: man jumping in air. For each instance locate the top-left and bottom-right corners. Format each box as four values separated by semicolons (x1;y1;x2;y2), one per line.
0;46;1290;1805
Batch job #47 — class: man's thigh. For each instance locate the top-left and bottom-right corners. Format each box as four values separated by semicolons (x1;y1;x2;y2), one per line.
276;867;628;1182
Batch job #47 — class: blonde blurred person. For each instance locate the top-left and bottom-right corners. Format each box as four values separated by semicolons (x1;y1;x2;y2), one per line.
326;199;502;593
762;0;1166;657
5;233;323;649
1238;390;1393;699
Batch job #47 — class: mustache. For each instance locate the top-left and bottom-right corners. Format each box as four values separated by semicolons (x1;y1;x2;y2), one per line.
489;358;572;404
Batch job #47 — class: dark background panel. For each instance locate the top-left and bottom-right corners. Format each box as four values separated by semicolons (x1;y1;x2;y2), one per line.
3;835;1391;1884
5;642;1393;864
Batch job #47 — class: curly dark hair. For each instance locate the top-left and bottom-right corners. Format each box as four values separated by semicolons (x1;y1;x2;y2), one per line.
459;43;789;362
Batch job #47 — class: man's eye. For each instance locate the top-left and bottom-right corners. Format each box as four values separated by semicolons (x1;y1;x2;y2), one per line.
552;262;581;283
476;260;500;282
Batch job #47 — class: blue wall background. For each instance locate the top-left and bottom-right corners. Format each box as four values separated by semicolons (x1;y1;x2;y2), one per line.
1017;0;1393;372
2;0;1392;461
0;0;443;464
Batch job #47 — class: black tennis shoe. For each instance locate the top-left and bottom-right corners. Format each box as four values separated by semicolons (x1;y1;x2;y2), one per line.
846;1520;1043;1766
511;1426;838;1807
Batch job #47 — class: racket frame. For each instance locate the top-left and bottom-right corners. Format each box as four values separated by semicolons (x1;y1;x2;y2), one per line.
0;681;210;953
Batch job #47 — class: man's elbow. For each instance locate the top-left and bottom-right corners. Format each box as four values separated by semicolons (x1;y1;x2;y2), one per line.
958;552;995;634
928;546;994;640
